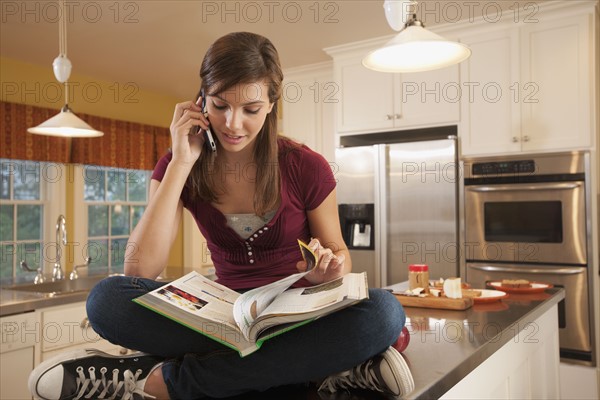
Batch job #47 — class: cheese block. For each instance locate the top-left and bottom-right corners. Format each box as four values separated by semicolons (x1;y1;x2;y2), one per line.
443;277;462;299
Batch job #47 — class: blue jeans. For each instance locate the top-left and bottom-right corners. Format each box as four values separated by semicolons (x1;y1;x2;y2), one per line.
86;276;405;399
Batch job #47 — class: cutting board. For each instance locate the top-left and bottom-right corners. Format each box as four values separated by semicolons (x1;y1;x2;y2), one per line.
393;293;473;310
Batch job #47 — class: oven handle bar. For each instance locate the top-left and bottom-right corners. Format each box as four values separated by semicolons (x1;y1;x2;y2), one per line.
466;182;582;192
468;264;585;275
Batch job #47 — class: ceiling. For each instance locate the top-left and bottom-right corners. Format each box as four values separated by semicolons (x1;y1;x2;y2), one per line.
1;0;549;100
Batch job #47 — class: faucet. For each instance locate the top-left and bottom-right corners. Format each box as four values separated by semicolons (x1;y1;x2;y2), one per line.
53;215;67;281
69;257;91;280
20;260;45;284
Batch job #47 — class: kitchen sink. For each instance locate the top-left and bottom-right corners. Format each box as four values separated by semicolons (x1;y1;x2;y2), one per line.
3;275;108;295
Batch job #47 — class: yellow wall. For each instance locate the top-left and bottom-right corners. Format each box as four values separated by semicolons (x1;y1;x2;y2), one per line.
0;57;179;127
1;57;185;273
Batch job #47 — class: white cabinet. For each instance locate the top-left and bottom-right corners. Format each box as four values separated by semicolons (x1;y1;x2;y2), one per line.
282;62;335;161
519;13;593;152
1;312;38;400
324;2;596;156
398;66;460;129
460;8;595;156
441;302;560;399
334;56;396;133
459;28;521;155
39;302;126;361
331;51;460;134
0;302;131;399
1;347;35;400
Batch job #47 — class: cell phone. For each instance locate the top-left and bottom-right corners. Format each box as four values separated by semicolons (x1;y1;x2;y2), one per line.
191;90;217;153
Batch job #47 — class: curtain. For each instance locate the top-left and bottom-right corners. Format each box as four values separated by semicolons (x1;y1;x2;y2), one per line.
1;101;71;163
0;101;172;170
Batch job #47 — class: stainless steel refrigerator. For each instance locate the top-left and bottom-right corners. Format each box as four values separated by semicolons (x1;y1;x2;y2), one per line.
335;133;459;288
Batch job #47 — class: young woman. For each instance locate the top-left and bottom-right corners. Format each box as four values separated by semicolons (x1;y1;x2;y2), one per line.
29;32;413;400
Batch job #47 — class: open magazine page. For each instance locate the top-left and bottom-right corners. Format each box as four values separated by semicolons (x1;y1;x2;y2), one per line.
232;271;309;340
247;272;368;342
257;273;359;317
146;271;241;330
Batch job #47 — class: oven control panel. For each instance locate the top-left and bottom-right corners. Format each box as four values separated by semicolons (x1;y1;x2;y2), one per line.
472;160;535;176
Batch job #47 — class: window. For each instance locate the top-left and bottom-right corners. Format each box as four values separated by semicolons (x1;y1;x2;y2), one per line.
0;159;45;284
83;166;150;275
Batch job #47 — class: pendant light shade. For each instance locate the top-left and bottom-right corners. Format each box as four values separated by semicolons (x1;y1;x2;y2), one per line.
28;105;103;138
363;0;471;73
363;23;472;73
27;0;103;138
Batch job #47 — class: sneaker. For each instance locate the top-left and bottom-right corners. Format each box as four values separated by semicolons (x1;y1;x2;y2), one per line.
318;346;415;397
28;349;164;400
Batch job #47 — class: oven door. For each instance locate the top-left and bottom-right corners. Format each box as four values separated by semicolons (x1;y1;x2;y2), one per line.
466;262;592;362
464;181;586;265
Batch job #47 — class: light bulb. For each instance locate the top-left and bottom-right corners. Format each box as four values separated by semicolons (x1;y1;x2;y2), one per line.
52;55;72;83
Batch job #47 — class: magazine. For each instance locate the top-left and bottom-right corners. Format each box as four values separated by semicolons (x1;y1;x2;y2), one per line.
133;241;369;357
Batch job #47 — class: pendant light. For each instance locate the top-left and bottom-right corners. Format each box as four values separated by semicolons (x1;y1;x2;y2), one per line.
363;0;471;73
28;0;103;137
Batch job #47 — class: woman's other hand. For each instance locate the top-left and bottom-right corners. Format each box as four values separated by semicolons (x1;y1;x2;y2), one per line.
296;238;346;285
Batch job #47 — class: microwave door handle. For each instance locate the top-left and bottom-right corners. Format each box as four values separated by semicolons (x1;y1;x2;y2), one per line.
468;265;585;275
466;182;582;192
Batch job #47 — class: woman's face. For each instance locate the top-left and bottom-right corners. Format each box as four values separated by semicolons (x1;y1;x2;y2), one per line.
206;80;274;154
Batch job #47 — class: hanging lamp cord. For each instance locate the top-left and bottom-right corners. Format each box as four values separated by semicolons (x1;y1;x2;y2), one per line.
58;0;70;107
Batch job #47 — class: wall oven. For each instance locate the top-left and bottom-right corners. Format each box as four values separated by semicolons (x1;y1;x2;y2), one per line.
463;152;595;365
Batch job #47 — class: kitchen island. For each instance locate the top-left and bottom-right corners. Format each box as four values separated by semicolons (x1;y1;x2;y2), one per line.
0;279;564;400
196;285;565;400
392;284;565;399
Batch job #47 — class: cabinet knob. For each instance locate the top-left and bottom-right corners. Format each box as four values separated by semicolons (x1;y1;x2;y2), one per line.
395;114;401;119
386;114;393;120
80;317;90;329
512;136;520;143
523;135;530;142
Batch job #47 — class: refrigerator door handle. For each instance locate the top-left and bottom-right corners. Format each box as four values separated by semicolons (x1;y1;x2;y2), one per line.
375;144;387;287
466;182;582;192
468;264;585;275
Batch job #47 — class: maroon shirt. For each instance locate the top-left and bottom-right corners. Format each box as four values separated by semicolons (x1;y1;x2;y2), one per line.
151;138;336;290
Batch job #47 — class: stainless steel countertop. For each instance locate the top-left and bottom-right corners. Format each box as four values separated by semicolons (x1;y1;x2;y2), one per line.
0;274;181;317
0;287;91;316
388;282;565;399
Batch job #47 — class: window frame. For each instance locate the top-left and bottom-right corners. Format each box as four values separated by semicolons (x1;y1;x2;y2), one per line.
72;164;150;276
0;159;65;283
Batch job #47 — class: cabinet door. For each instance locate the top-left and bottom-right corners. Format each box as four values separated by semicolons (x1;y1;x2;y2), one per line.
41;302;103;353
336;56;395;133
1;346;34;400
460;28;521;156
397;65;460;128
282;77;320;151
520;13;592;151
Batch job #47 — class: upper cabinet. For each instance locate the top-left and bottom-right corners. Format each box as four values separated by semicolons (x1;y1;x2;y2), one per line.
461;10;595;155
519;13;593;152
282;62;335;161
330;48;459;133
324;1;597;156
459;28;521;155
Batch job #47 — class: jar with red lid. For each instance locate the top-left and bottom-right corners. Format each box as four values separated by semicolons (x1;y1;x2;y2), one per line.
408;264;430;293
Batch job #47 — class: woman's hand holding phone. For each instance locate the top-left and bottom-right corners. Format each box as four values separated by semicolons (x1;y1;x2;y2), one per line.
169;96;211;168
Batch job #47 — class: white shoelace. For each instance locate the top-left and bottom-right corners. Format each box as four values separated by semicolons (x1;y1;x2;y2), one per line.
318;358;383;393
73;365;155;400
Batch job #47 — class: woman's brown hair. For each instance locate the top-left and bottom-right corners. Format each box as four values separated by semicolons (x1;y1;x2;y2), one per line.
187;32;283;216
